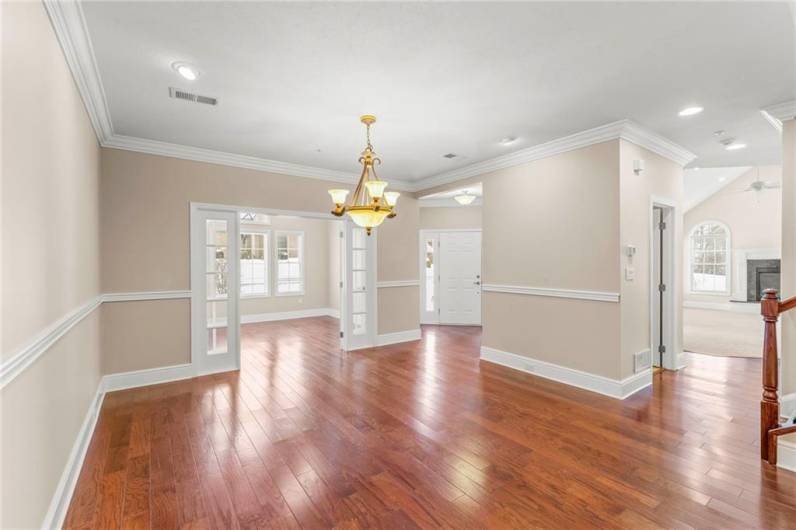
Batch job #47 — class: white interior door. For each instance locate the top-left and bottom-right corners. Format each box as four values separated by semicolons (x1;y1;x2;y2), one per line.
191;206;240;374
342;222;376;349
439;231;482;325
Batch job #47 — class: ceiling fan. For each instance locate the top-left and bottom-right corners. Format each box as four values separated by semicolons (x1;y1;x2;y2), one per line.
743;178;780;193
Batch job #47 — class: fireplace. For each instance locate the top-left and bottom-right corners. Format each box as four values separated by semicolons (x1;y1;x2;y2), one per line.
747;259;780;301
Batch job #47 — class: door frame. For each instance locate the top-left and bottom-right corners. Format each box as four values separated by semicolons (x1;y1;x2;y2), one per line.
649;196;681;371
419;228;482;326
190;202;370;371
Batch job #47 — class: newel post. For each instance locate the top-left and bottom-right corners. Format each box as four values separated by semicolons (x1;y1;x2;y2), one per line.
761;288;780;461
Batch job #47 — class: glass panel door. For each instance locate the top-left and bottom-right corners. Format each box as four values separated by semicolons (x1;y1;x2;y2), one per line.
419;231;439;324
191;207;240;374
342;221;376;350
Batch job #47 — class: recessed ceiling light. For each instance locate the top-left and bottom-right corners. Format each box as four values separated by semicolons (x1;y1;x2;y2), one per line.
718;176;727;182
692;167;700;171
678;106;703;117
499;136;518;146
725;143;747;151
172;62;199;81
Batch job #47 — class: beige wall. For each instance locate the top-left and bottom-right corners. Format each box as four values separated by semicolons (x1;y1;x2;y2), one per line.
480;140;622;379
239;216;333;316
618;140;684;378
328;220;342;312
782;120;796;395
419;205;482;230
376;194;420;334
683;166;782;304
100;148;420;370
1;3;102;528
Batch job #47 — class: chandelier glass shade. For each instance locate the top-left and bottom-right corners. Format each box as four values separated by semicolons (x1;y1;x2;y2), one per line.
328;115;399;235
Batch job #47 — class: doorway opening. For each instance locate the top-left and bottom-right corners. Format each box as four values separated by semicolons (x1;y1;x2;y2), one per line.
650;199;677;373
419;229;482;326
190;203;375;376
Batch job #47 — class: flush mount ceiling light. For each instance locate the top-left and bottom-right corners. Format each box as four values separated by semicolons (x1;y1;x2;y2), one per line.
454;191;477;205
328;115;399;235
172;62;199;81
678;106;703;117
725;143;747;151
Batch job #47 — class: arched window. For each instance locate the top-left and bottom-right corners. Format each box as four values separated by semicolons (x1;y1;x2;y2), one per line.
689;221;730;293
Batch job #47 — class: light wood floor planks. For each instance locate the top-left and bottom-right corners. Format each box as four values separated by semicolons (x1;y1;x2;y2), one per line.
64;317;796;529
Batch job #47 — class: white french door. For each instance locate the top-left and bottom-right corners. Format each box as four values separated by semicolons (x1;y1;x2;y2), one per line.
191;206;240;374
341;222;376;350
439;231;482;325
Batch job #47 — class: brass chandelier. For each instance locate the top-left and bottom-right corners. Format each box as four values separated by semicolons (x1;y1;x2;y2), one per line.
328;115;400;235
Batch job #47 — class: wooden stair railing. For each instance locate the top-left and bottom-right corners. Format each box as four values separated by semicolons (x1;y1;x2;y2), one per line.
761;288;796;465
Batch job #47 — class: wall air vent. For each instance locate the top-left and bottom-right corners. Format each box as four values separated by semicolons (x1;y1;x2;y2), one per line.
168;87;218;106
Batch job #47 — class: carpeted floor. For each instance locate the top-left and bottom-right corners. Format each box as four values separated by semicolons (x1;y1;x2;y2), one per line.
683;307;766;358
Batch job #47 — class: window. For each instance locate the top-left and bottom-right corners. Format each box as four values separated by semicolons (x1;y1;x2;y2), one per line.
240;232;268;296
690;222;730;293
424;238;435;312
276;231;304;294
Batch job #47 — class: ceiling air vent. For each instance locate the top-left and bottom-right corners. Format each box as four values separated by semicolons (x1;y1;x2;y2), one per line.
168;87;218;106
443;153;458;159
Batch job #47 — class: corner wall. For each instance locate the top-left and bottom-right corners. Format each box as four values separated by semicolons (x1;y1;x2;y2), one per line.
782;119;796;395
481;140;622;379
1;3;102;527
618;140;684;378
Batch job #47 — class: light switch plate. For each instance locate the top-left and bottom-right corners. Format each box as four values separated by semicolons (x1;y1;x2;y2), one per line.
625;266;635;281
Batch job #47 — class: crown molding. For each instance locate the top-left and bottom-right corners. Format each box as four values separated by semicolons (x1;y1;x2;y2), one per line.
765;100;796;122
43;0;113;142
761;100;796;132
101;134;402;188
414;120;696;192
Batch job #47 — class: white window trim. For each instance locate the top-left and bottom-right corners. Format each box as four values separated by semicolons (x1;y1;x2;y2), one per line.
275;229;305;297
687;220;732;296
240;229;271;299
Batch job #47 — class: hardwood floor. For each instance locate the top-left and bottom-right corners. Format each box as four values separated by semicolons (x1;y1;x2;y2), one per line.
64;317;796;529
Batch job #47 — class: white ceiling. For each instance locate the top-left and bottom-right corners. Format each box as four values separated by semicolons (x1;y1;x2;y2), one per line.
683;167;751;211
81;2;795;185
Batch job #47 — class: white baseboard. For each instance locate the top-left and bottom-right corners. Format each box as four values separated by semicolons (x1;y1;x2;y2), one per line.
480;346;652;400
375;329;422;347
677;351;690;369
778;436;796;473
102;363;195;393
42;382;105;530
240;307;338;324
683;300;760;314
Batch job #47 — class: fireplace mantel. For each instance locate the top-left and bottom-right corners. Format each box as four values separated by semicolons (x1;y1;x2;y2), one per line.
731;248;780;302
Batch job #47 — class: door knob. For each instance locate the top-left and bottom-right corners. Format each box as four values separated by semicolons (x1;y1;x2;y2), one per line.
474;281;481;285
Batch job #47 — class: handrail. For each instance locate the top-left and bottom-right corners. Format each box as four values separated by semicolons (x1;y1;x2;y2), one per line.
760;289;796;465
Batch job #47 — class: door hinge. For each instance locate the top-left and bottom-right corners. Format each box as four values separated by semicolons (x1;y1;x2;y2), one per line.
438;308;440;314
339;281;343;288
659;221;666;230
658;283;666;292
340;331;344;338
339;231;344;238
658;345;666;354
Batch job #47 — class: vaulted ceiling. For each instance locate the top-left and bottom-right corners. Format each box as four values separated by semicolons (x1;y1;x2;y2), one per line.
74;2;794;188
